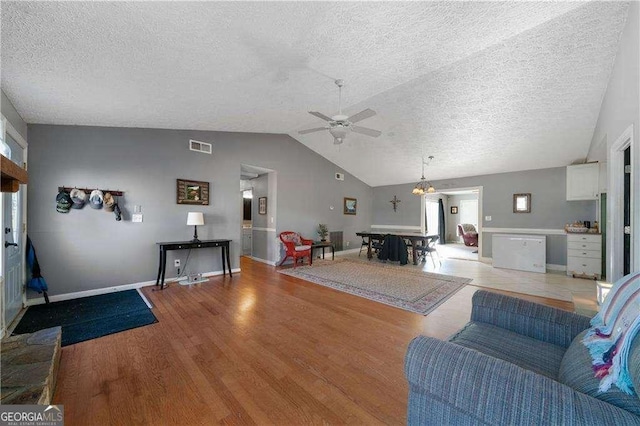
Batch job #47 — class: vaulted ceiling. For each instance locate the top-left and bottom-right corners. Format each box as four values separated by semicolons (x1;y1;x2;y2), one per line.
0;1;630;186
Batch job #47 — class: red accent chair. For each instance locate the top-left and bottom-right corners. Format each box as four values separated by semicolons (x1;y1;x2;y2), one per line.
278;231;314;268
457;224;478;247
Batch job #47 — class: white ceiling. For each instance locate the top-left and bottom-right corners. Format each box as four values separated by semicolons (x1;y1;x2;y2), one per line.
0;1;629;186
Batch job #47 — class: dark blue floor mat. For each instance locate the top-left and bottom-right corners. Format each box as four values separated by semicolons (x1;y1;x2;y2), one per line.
12;289;158;346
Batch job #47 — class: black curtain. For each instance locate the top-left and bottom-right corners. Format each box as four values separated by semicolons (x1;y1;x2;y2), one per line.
438;198;446;245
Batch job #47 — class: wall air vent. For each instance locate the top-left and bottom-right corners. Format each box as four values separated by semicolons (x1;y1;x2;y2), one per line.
189;139;212;154
335;173;345;181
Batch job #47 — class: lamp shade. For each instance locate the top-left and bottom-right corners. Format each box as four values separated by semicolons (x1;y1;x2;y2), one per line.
187;212;204;226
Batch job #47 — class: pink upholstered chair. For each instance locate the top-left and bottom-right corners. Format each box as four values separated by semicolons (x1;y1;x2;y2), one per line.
278;231;313;268
457;224;478;247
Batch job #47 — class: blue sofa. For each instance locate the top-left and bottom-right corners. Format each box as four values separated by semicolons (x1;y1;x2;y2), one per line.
405;290;640;425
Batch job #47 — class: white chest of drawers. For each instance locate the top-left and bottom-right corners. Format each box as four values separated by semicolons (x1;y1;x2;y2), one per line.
566;233;602;279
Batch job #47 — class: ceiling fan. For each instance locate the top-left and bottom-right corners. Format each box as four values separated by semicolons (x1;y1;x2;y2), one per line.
299;79;382;144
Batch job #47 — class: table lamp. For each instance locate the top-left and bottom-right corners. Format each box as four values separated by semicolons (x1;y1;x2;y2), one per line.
187;212;204;242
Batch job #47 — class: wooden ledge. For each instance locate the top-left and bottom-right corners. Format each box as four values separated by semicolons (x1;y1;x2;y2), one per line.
1;154;28;192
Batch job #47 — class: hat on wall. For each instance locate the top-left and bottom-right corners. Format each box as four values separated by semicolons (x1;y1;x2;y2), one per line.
103;192;115;212
89;190;104;209
69;188;87;209
56;191;73;213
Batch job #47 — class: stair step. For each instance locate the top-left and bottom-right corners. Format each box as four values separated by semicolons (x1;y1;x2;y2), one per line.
1;326;62;404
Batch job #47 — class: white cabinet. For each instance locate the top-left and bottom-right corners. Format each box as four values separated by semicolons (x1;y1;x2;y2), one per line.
566;163;599;200
566;233;601;279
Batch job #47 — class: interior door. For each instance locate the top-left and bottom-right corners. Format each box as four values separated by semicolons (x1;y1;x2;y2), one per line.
2;132;24;326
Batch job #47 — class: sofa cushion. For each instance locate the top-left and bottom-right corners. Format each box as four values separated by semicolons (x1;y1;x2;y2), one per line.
559;330;640;416
449;321;565;379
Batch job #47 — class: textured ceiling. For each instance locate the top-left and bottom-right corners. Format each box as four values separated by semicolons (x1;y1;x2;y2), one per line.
0;1;629;186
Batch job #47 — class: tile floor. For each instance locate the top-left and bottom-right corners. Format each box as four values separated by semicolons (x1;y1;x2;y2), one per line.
344;245;599;315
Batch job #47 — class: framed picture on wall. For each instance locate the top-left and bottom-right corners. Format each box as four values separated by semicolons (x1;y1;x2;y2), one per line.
450;206;458;214
258;197;267;215
177;179;209;205
513;193;531;213
344;197;357;215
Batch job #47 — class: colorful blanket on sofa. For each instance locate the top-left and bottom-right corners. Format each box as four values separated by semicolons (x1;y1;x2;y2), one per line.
583;272;640;394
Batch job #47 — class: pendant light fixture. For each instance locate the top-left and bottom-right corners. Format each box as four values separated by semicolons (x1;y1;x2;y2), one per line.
412;155;436;195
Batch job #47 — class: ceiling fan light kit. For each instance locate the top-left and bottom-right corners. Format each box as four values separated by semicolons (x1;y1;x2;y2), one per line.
299;79;382;144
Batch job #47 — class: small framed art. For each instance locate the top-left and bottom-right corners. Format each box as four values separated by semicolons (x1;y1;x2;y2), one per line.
177;179;209;205
258;197;267;215
344;197;357;215
513;193;531;213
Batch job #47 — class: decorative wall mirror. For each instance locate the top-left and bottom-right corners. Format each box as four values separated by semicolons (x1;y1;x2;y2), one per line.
513;193;531;213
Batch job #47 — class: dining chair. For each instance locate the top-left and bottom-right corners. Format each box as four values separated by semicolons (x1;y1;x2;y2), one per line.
358;236;370;257
415;235;441;267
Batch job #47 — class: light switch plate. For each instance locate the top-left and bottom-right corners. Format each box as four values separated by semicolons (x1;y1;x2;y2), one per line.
132;214;143;223
485;216;492;221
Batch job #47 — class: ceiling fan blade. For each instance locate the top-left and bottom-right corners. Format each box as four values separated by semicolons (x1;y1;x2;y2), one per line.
298;127;328;135
352;125;382;138
347;108;376;123
308;111;333;122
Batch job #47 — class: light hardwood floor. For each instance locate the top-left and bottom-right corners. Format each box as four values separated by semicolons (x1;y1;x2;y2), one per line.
53;256;587;425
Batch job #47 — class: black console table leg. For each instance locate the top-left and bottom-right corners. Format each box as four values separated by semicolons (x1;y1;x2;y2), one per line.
155;247;163;286
226;245;232;277
159;249;168;289
221;247;226;276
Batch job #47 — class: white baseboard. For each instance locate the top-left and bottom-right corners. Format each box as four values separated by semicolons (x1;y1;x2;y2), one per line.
250;256;276;266
25;268;240;306
546;264;567;272
335;248;362;256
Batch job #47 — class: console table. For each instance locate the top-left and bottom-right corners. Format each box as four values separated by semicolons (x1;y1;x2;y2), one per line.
155;239;232;290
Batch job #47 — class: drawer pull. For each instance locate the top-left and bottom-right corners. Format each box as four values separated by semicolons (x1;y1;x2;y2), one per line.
582;252;587;255
582;264;587;267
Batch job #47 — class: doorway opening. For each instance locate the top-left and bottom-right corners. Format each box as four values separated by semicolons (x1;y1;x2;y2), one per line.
240;164;277;265
432;187;482;262
241;189;253;256
608;124;635;281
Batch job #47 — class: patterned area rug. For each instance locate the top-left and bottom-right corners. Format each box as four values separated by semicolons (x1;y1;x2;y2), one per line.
278;259;471;315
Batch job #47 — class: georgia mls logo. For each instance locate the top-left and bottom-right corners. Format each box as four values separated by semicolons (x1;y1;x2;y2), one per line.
44;405;62;416
0;404;64;425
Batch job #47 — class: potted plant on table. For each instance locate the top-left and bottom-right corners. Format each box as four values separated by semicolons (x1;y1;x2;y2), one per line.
317;224;329;242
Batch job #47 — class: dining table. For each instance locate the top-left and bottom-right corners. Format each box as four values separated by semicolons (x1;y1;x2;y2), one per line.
355;231;439;265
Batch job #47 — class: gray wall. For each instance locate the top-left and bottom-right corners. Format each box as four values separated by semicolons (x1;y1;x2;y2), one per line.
27;125;373;296
372;186;422;228
373;166;596;265
1;90;27;141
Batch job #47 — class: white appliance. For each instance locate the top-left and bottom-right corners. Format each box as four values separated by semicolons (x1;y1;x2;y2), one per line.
492;234;546;273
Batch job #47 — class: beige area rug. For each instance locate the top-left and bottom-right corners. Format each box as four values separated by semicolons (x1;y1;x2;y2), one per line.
278;259;472;315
